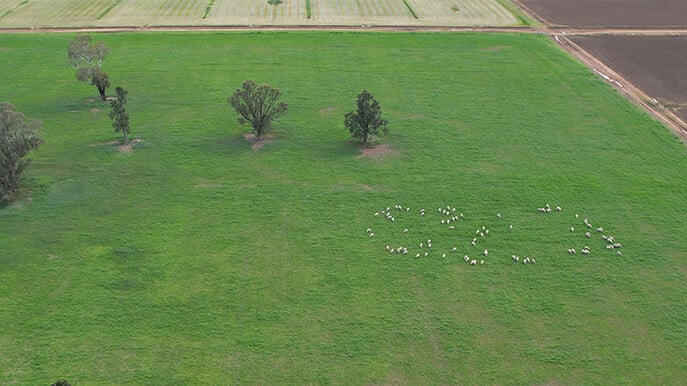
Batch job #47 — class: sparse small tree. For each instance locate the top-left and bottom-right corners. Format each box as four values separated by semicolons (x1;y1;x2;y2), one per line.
68;34;111;101
109;87;130;145
0;102;43;202
344;90;388;146
228;80;288;141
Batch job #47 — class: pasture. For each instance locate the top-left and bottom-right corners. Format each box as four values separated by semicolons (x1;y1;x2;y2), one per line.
0;0;520;27
1;32;686;384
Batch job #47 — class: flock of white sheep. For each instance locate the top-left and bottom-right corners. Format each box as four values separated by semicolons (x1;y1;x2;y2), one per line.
366;203;624;267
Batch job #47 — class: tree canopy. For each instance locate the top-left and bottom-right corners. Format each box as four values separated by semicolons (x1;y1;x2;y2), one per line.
228;80;288;141
0;102;43;202
68;34;111;101
344;90;388;146
109;87;131;145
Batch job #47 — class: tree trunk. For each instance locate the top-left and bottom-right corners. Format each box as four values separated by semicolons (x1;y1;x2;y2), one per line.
97;85;107;101
122;130;129;145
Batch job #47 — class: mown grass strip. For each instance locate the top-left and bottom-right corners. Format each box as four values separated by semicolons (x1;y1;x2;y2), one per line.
96;0;122;20
495;0;537;26
305;0;312;19
402;0;418;19
202;0;216;19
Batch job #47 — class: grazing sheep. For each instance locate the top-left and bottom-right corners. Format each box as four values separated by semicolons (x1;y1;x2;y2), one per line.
483;249;489;257
441;219;445;224
374;212;379;217
556;206;562;211
419;242;423;248
585;232;591;238
470;260;477;265
532;258;536;264
369;233;374;237
448;226;455;229
452;247;458;252
582;249;590;255
367;228;372;233
497;213;502;218
416;253;421;258
460;213;464;218
613;243;622;249
587;223;592;229
571;226;575;232
442;253;447;258
386;245;391;251
602;235;608;240
403;228;408;233
424;252;429;257
538;207;546;213
480;260;485;265
509;224;513;230
575;213;579;218
606;245;615;250
480;232;484;237
597;227;603;232
617;251;623;256
406;207;410;212
485;229;489;235
471;241;476;246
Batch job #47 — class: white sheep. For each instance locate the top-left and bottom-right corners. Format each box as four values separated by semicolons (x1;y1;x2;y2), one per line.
464;255;470;262
575;213;579;218
460;213;464;218
531;258;537;264
367;228;372;233
403;228;408;233
571;226;575;232
585;232;591;238
448;226;455;229
483;249;489;257
419;242;423;248
452;247;458;252
556;206;562;211
616;251;623;256
480;260;485;265
442;253;447;258
509;224;513;230
596;227;603;232
470;260;477;265
497;213;502;218
416;253;421;258
424;252;429;257
369;233;374;237
374;212;379;217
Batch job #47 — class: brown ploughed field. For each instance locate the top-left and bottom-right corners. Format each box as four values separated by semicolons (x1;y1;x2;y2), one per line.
519;0;687;28
571;35;687;122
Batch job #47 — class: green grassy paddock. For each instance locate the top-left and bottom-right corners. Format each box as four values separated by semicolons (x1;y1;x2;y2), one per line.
0;32;686;384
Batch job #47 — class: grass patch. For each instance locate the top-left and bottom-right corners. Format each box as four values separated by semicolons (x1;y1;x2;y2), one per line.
0;31;686;384
305;0;312;19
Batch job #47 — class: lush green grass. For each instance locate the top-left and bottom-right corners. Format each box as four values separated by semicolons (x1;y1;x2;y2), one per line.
0;32;686;384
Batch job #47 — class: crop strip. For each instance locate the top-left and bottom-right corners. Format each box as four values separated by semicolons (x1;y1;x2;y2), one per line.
202;0;215;18
97;0;122;20
0;0;29;19
305;0;312;19
402;0;418;19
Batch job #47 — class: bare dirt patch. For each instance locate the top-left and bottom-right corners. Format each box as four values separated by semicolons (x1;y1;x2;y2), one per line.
244;133;272;151
358;143;392;159
319;106;337;116
480;45;510;51
90;108;101;114
518;0;687;28
86;140;118;147
117;139;141;153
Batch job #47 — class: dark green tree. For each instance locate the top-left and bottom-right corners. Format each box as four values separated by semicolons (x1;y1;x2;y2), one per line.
68;34;112;101
109;87;130;145
344;90;388;146
0;102;43;202
228;80;288;141
51;380;72;386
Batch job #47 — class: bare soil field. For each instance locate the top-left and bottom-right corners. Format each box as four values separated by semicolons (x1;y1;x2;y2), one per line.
518;0;687;28
571;35;687;122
